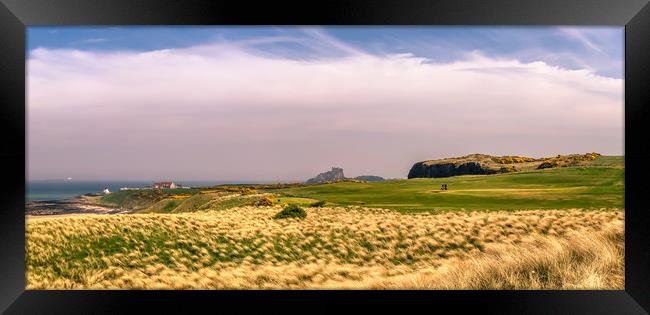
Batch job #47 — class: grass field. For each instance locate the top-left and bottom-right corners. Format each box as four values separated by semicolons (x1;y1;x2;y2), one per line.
271;165;624;212
26;207;623;289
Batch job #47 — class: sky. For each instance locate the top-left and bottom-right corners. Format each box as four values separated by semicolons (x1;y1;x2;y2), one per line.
27;26;624;181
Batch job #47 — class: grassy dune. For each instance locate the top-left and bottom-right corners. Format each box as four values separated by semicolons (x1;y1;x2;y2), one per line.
28;156;624;289
26;207;623;289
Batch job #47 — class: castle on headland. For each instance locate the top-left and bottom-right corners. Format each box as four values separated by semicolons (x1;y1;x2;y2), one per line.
306;167;345;184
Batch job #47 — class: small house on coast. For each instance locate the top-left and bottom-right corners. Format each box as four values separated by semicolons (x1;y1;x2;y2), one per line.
153;181;178;189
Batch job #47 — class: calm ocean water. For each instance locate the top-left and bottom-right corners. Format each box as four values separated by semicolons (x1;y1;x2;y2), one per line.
26;180;268;201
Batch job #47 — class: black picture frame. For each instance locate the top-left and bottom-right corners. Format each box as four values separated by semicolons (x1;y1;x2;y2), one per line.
1;0;648;313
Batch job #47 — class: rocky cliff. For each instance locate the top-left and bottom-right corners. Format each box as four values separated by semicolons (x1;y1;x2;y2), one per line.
306;167;346;183
408;161;497;178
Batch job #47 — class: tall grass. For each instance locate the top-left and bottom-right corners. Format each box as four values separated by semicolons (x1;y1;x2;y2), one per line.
26;207;623;289
369;225;623;289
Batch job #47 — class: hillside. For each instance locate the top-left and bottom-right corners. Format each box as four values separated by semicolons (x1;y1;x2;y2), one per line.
98;155;623;213
408;152;601;179
272;156;624;212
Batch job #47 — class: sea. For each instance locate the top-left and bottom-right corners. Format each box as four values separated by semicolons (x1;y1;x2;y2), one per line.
26;180;272;202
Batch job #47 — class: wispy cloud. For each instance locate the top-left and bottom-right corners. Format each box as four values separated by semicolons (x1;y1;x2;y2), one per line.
558;28;605;54
299;28;369;56
75;38;108;44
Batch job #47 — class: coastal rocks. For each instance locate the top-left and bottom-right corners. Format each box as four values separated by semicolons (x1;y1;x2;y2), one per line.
306;167;346;183
407;161;496;179
25;198;126;216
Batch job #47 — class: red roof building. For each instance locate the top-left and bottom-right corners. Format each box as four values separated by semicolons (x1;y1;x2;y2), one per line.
153;181;177;189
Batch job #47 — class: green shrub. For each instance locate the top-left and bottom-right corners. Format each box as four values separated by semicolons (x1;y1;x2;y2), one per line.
537;161;554;169
273;204;307;219
309;200;326;207
537;160;564;169
162;200;180;212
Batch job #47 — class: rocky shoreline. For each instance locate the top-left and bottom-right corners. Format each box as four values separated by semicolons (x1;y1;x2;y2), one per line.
26;195;129;216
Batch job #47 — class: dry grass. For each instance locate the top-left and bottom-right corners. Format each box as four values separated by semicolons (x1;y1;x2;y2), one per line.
26;207;623;289
368;224;623;289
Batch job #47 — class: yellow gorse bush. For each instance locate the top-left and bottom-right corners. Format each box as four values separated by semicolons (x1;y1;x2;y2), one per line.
492;156;537;164
537;152;602;169
199;186;257;195
493;153;600;167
